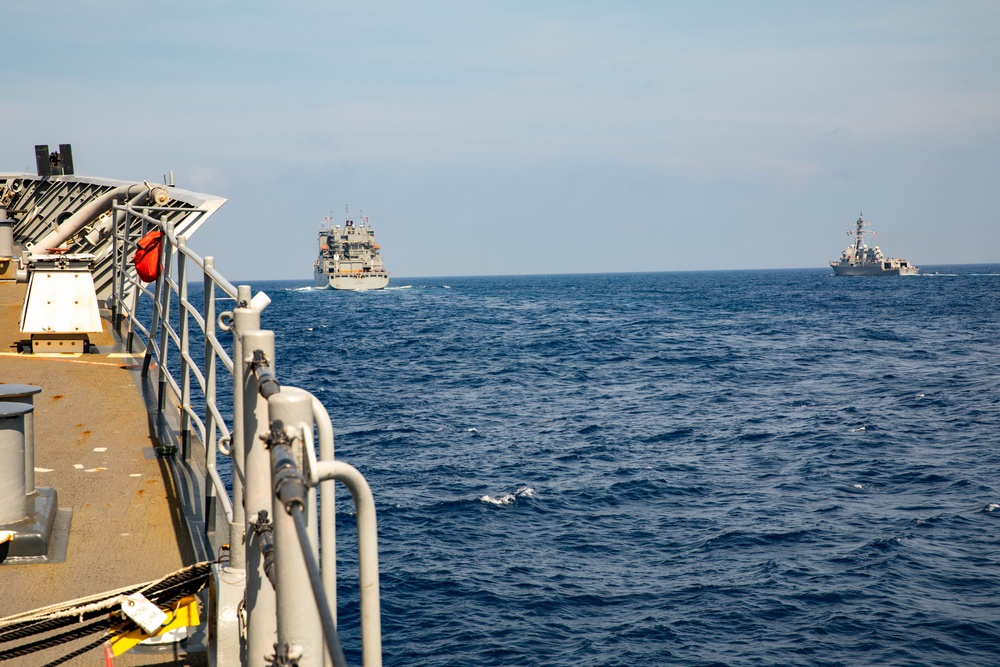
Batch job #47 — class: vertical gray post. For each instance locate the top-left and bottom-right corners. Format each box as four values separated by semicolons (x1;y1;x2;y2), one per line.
229;285;256;566
0;385;42;496
109;202;121;331
125;210;141;352
269;390;323;667
208;284;255;667
176;235;191;459
0;403;31;525
203;258;220;534
154;219;173;421
242;328;278;666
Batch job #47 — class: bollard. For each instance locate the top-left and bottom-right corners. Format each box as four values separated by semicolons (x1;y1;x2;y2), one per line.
0;402;32;525
0;384;42;495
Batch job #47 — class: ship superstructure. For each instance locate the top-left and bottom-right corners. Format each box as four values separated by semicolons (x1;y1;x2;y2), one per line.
313;209;389;290
830;213;919;276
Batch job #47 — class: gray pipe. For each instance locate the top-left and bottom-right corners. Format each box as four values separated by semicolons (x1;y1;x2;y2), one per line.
31;183;170;251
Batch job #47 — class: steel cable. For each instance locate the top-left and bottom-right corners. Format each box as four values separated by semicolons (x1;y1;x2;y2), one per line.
0;561;212;662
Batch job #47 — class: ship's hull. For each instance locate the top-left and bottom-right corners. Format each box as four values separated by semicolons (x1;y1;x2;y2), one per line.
313;268;389;290
830;262;919;276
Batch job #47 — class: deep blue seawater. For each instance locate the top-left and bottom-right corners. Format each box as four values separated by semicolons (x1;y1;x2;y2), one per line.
247;266;1000;667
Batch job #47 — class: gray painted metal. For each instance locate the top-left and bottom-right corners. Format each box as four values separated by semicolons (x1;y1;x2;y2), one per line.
0;384;41;494
0;402;31;525
829;214;919;276
0;208;14;258
9;177;385;664
242;329;279;666
311;460;383;667
268;391;324;666
0;172;225;301
312;215;389;290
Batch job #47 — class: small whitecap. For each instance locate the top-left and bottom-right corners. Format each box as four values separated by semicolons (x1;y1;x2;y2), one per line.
480;493;515;505
987;503;1000;512
307;327;314;331
850;426;867;433
515;486;535;498
853;483;864;489
466;427;478;433
915;393;925;398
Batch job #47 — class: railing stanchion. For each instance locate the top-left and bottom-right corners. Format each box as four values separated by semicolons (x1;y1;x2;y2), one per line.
110;199;120;331
109;202;381;665
203;257;219;535
140;214;158;375
268;391;324;667
242;327;278;666
229;286;256;565
177;235;191;459
155;218;173;419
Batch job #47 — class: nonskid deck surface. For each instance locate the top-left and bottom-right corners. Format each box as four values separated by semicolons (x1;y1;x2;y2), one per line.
0;282;205;666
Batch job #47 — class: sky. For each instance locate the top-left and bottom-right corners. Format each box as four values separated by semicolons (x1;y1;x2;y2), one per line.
2;1;998;279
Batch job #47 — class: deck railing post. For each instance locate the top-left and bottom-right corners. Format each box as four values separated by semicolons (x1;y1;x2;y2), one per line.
207;280;256;667
140;215;159;373
229;285;256;565
242;327;278;666
203;257;219;534
155;217;173;423
124;209;142;353
268;390;323;667
110;200;121;331
177;235;191;460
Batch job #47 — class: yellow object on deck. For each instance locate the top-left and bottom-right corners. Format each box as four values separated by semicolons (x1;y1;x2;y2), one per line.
109;594;200;656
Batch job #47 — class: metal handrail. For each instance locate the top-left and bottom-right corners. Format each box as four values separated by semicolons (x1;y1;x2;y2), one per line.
107;201;381;667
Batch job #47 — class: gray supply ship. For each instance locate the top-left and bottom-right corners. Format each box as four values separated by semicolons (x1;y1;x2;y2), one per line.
830;213;919;276
0;145;382;666
313;209;389;290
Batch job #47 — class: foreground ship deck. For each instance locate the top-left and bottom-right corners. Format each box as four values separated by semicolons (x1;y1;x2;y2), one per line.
0;146;381;666
0;283;204;666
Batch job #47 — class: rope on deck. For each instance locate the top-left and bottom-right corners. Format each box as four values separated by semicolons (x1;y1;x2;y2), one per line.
0;560;212;663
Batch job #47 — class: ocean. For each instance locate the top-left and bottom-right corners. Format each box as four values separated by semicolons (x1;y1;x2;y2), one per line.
247;266;1000;666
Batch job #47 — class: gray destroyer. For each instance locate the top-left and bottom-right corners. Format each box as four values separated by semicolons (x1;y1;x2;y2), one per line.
313;209;389;290
830;213;919;276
